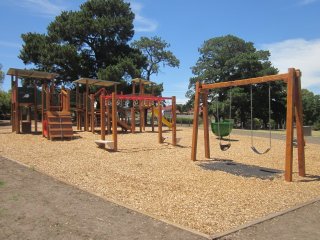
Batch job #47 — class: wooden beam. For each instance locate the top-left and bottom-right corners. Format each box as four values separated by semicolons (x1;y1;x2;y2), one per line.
202;90;210;158
191;82;201;161
285;68;295;182
112;93;117;151
15;75;20;134
201;73;288;90
294;70;306;177
131;107;135;133
107;100;111;134
34;82;37;133
85;79;89;131
172;96;177;146
90;94;95;133
158;101;163;143
100;93;106;141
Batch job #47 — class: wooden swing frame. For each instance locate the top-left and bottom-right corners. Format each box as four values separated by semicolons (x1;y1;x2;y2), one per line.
191;68;305;182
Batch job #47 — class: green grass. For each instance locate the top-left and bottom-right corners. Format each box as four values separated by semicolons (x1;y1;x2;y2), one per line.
0;180;5;187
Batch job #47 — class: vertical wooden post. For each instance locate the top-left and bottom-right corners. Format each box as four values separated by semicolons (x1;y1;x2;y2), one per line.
172;96;177;146
34;82;37;133
15;75;20;134
139;103;143;132
85;80;89;131
112;93;118;151
100;93;106;141
285;68;296;182
158;101;163;143
41;82;46;137
131;106;135;133
191;82;201;161
76;84;80;130
11;75;15;132
132;82;136;94
90;94;95;133
202;90;210;158
294;70;305;177
151;104;155;132
107;99;111;134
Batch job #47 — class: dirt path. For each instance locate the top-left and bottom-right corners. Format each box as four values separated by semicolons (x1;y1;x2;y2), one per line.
0;156;207;240
216;200;320;240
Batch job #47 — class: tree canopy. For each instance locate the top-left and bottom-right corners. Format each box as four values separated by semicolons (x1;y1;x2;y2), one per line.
187;35;283;127
131;36;180;80
0;64;4;87
19;0;145;86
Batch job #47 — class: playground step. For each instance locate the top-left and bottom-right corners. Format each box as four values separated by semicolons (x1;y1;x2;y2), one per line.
46;111;74;140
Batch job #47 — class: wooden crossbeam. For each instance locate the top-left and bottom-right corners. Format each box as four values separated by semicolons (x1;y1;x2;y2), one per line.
201;73;288;90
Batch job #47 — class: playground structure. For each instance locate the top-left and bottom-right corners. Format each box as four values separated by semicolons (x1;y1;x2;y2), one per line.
7;68;73;140
73;78;120;132
191;68;305;182
73;77;177;151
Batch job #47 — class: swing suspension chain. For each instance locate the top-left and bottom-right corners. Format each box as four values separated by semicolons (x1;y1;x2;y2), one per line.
250;82;272;154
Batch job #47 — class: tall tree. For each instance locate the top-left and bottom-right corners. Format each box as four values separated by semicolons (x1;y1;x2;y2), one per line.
131;36;180;80
0;64;4;88
301;89;320;125
187;35;281;127
19;0;146;86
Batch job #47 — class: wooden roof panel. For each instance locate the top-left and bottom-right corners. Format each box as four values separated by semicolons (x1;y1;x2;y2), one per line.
73;78;120;87
7;68;57;80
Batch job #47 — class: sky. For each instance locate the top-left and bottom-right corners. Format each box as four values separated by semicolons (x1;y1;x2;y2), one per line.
0;0;320;104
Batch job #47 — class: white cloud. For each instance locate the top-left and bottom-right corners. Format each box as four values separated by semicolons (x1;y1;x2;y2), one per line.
262;38;320;91
11;0;66;17
0;41;21;49
129;1;157;32
298;0;318;5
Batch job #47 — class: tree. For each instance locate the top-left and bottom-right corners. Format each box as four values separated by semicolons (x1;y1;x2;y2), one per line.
187;35;280;127
131;36;180;80
0;64;4;87
301;89;320;125
19;0;146;86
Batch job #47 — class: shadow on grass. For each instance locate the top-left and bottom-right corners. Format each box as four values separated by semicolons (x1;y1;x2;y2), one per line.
197;158;283;180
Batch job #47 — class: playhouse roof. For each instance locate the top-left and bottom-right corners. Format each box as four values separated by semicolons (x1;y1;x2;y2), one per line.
73;78;120;87
7;68;57;80
132;78;156;85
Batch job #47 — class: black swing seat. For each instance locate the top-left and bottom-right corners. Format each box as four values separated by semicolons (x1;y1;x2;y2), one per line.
220;143;231;151
251;146;271;155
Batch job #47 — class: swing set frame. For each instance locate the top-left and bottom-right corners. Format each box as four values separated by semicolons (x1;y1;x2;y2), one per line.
191;68;305;182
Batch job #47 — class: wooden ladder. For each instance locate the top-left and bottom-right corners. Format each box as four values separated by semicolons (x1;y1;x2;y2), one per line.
47;111;73;140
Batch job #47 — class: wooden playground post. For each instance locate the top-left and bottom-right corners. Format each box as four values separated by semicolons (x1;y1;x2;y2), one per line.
131;106;135;133
41;82;46;137
202;90;210;159
151;104;155;132
34;82;38;133
107;99;111;134
158;101;163;143
172;96;177;146
10;75;15;132
112;93;118;151
294;70;305;177
14;75;20;133
100;92;106;141
90;94;95;133
191;82;201;161
85;79;89;131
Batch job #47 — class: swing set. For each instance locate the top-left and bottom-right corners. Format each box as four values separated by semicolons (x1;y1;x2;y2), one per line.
191;68;305;182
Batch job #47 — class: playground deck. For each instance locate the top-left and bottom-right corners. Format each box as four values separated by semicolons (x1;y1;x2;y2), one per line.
0;122;319;235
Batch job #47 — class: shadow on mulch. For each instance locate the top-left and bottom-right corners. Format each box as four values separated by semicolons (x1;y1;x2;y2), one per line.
298;174;320;182
197;158;283;180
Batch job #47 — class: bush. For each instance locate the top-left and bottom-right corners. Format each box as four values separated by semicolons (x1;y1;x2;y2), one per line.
313;121;320;131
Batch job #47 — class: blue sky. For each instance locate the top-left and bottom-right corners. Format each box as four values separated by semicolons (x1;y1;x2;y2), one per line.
0;0;320;103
